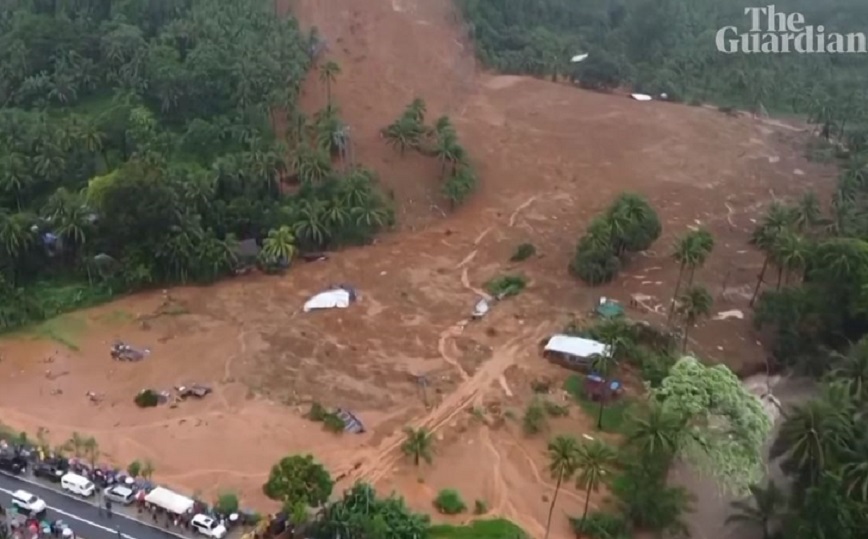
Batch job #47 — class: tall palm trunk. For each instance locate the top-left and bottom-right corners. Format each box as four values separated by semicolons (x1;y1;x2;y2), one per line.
596;399;606;430
682;327;690;353
543;472;563;539
750;255;771;306
775;266;783;290
667;262;686;325
579;489;593;535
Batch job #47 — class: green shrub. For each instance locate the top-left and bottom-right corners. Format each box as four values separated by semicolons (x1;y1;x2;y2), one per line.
214;492;240;514
322;412;346;433
434;489;467;515
522;399;548;435
570;511;630;539
126;460;142;477
134;389;159;408
510;243;536;262
473;499;488;515
484;274;527;298
307;401;327;421
570;244;621;285
542;400;569;417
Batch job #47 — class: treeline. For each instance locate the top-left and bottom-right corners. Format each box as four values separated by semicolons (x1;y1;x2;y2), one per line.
457;0;868;144
0;0;393;329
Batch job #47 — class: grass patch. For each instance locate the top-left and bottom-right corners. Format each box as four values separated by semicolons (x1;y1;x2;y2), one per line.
428;519;528;539
95;309;134;325
484;274;527;298
563;374;634;434
23;315;88;351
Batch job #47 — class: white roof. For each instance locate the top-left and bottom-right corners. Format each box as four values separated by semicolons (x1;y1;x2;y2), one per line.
144;486;195;515
544;335;611;359
304;289;351;312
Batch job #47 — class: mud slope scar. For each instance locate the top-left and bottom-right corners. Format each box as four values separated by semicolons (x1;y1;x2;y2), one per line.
0;0;837;538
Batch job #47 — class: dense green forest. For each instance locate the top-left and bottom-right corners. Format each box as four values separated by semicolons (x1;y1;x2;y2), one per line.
0;0;394;329
458;0;868;142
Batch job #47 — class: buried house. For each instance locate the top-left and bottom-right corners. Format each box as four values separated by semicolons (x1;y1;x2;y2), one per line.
542;334;612;371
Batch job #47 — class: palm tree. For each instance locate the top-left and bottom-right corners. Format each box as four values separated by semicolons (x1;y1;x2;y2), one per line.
141;459;155;480
401;427;433;466
590;345;619;430
544;435;579;539
260;226;296;266
831;340;868;404
668;228;714;325
405;98;427;124
82;436;100;470
625;402;687;466
293;145;332;185
772;231;809;287
750;203;795;306
66;432;87;458
575;440;617;531
676;285;713;352
318;60;341;106
293;199;330;248
725;481;786;539
443;166;477;209
434;132;466;177
792;192;821;233
382;116;423;156
769;398;851;487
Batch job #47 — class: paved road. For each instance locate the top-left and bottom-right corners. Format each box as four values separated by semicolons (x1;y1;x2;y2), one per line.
0;472;181;539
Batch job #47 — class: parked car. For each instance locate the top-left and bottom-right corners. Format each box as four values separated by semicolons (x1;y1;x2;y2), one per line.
11;490;47;516
103;485;135;505
191;514;227;539
0;452;26;474
33;462;66;482
61;472;96;497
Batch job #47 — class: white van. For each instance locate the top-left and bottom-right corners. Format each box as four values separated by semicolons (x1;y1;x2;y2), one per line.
61;472;96;497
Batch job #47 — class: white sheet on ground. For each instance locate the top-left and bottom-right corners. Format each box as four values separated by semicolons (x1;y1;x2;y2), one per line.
570;53;589;63
631;93;653;101
304;289;352;312
472;299;490;318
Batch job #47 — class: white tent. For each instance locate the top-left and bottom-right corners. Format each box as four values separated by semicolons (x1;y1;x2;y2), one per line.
144;487;195;515
544;335;611;359
303;289;352;312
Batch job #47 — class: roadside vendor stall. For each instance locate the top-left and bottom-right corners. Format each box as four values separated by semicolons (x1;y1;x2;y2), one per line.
144;487;195;516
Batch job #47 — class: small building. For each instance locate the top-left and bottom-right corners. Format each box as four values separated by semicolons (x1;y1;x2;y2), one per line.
543;334;611;370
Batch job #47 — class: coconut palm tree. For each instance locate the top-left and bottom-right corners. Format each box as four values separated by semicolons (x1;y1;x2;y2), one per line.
725;481;787;539
590;343;620;431
382;116;423;156
443;166;477;209
318;60;341;106
141;459;155;480
792;192;822;233
82;436;100;470
625;402;687;465
769;398;851;487
750;203;795;305
66;432;87;458
544;435;579;539
293;145;331;185
405;98;427;124
831;339;868;404
575;440;617;530
676;285;713;352
434;132;466;177
401;427;433;466
668;228;714;325
260;226;296;266
772;231;810;287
